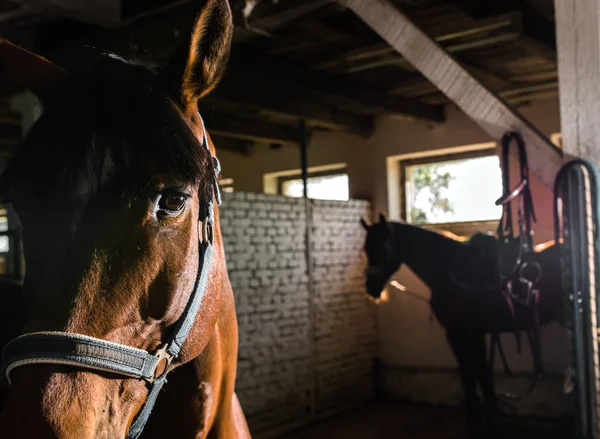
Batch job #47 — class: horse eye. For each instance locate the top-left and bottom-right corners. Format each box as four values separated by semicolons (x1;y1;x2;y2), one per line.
160;194;187;212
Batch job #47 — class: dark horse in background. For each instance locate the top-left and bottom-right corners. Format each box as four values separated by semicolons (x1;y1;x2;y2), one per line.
0;0;252;437
361;214;563;437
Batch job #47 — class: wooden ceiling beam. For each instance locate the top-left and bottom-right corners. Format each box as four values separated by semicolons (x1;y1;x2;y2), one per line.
341;0;562;189
204;77;375;135
29;2;438;126
199;109;300;146
312;12;523;71
226;51;444;122
208;135;254;156
441;0;556;61
339;32;521;74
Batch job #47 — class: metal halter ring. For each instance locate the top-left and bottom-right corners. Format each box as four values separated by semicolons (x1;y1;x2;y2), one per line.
151;344;174;382
199;217;214;245
519;261;542;284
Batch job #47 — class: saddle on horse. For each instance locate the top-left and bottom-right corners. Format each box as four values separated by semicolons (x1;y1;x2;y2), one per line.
449;131;544;399
450;232;521;293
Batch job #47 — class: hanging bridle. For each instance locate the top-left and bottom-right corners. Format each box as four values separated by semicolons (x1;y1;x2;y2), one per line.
0;115;221;439
491;130;544;400
496;131;538;294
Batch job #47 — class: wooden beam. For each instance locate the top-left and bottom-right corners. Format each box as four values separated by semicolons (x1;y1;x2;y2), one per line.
32;1;439;125
312;12;523;71
205;76;375;135
554;0;600;162
200;110;300;146
341;0;562;189
209;135;254;156
15;0;121;26
442;0;557;62
233;0;336;43
227;52;444;122
340;32;520;73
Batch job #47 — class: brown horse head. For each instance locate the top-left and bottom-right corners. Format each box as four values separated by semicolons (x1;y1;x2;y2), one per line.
0;1;235;437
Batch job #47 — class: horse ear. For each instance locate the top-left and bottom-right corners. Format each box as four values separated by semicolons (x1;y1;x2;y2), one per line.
0;38;66;101
161;0;233;112
360;218;369;230
379;213;388;224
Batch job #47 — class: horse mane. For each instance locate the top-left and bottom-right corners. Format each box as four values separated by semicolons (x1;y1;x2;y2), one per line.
434;228;469;242
433;226;557;253
1;52;214;202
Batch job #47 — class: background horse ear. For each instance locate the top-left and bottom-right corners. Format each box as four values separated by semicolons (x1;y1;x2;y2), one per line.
161;0;234;112
0;38;66;101
360;218;370;230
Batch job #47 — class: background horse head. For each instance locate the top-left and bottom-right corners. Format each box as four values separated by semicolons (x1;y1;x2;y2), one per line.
0;1;250;438
360;213;405;299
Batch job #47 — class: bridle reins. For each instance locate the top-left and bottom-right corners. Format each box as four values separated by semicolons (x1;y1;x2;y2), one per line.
492;131;544;400
496;131;537;286
0;115;221;439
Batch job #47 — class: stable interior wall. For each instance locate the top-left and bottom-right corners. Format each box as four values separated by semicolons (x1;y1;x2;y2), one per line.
216;129;373;200
217;96;571;417
220;193;376;438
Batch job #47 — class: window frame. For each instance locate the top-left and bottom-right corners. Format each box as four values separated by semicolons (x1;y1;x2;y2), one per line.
400;148;502;236
276;167;349;200
218;176;234;194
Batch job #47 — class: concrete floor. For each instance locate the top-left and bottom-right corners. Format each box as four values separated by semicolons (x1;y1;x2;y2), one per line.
281;399;573;439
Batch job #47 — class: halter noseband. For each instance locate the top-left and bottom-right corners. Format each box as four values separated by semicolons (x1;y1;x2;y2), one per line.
0;115;221;439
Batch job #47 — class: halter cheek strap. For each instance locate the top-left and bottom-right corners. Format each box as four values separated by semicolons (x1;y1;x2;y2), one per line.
0;114;222;439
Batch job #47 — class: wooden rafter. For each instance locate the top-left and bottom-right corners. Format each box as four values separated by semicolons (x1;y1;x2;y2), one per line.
341;0;562;189
200;110;300;146
204;76;375;135
312;12;523;72
25;1;441;134
226;51;444;121
442;0;557;62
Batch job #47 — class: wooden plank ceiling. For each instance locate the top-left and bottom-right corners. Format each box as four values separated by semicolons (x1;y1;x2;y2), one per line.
0;0;558;155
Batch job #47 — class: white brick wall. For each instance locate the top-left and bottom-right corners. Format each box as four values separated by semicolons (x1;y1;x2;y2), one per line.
220;193;376;436
312;200;377;419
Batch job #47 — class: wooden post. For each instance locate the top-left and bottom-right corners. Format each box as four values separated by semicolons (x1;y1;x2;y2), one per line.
341;0;563;190
299;120;317;418
300;120;309;199
555;0;600;163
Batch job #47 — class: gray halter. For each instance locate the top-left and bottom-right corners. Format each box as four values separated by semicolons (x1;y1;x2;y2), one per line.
0;116;221;439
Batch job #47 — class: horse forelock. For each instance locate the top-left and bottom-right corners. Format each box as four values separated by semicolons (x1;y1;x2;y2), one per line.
2;53;215;206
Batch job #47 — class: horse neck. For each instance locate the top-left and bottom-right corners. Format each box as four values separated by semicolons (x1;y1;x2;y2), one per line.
390;222;460;289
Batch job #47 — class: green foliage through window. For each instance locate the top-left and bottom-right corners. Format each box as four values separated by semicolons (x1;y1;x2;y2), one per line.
405;155;503;225
409;164;455;224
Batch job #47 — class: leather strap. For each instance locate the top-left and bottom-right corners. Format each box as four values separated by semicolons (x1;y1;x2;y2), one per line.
496;131;536;248
1;332;163;384
126;234;214;439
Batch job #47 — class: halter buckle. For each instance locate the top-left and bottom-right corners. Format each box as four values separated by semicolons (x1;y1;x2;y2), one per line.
152;344;173;382
199;217;214;245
